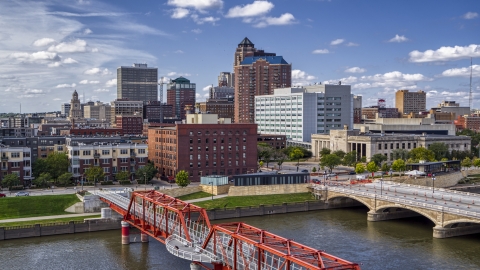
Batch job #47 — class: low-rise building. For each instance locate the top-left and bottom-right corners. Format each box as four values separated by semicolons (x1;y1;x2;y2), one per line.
257;134;287;149
0;144;32;186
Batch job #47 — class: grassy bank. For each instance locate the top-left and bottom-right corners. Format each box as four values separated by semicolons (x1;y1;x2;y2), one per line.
0;194;80;220
177;191;212;201
194;193;315;210
0;215;101;227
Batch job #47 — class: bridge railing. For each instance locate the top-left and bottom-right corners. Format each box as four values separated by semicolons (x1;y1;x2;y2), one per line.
327;186;480;219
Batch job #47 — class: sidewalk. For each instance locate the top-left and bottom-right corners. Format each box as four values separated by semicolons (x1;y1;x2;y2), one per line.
0;213;101;224
185;194;228;203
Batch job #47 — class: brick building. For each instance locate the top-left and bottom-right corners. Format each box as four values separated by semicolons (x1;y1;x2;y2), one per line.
257;134;287;149
0;144;32;186
197;99;234;120
148;114;258;182
455;115;480;131
115;115;143;135
143;101;173;123
167;77;196;120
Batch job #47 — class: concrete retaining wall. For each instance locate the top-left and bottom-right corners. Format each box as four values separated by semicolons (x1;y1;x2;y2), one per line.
159;186;202;197
390;172;463;188
462;169;480;177
228;183;310;196
200;184;231;196
0;219;121;241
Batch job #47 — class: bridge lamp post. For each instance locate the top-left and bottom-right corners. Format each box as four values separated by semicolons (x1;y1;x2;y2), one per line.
432;173;436;193
208;182;213;200
381;173;383;196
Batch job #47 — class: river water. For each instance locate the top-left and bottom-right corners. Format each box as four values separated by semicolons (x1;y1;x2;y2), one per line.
2;206;480;270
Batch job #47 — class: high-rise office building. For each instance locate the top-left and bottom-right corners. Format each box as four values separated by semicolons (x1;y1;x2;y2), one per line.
167;77;196;120
218;72;234;87
117;63;158;102
395;90;426;115
234;38;291;123
61;103;71;117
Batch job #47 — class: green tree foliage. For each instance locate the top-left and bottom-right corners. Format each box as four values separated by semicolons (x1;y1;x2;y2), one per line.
457;128;480;154
370;153;387;166
366;161;379;176
473;158;480;168
320;154;341;173
332;150;346;159
312;167;317;173
273;150;287;170
175;170;190;188
381;163;390;173
32;158;48;178
391;149;409;161
451;150;473;161
355;163;365;174
257;143;274;167
85;166;105;184
2;173;20;189
319;148;331;157
343;151;357;167
45;152;69;181
289;148;304;166
116;171;130;181
408;147;435;162
391;159;406;174
428;142;450;161
136;162;158;184
461;157;472;169
259;161;264;168
33;172;51;188
57;172;73;187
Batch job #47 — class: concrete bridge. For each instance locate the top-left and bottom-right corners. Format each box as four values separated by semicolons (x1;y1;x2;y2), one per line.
312;181;480;238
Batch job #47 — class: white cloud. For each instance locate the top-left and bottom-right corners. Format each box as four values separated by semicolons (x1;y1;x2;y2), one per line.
191;29;202;34
105;79;117;87
63;58;78;64
10;51;60;62
53;98;62;101
202;85;211;91
175;50;184;54
426;90;438;98
345;67;366;73
25;89;44;94
167;72;178;77
441;65;480;77
83;28;92;34
191;14;219;24
292;69;316;86
346;42;359;47
171;8;190;19
312;49;329;54
352;71;431;90
56;83;76;88
33;38;55;47
84;68;111;75
48;62;61;68
94;88;109;92
167;0;223;10
255;13;295;28
47;39;93;53
226;1;274;18
324;76;358;85
388;34;409;43
409;44;480;63
331;39;344;46
463;12;478;19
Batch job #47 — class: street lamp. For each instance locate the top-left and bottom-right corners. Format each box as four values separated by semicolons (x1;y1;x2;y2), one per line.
324;170;327;186
208;181;213;200
432;173;436;193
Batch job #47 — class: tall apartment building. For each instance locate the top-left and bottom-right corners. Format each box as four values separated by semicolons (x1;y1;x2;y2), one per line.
166;77;196;120
148;114;257;182
234;37;291;124
117;63;158;102
353;95;362;124
255;85;353;142
83;101;111;122
218;72;234;87
0;144;32;185
395;90;426;115
209;86;235;99
110;99;143;124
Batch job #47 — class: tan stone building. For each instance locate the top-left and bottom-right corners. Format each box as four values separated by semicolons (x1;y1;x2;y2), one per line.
395;89;426;115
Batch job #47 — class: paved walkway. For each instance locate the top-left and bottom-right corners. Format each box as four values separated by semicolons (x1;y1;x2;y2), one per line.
185;194;228;203
0;213;101;224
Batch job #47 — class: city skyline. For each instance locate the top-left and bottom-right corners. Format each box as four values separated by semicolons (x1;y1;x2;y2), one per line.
0;0;479;113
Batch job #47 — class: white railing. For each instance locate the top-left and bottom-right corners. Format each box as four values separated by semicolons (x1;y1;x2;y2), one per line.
165;234;218;263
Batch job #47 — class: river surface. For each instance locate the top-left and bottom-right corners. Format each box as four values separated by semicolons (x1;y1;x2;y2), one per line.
2;206;480;270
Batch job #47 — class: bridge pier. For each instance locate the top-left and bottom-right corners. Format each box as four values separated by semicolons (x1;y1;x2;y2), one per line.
121;221;130;245
190;263;201;270
367;209;421;222
141;232;149;243
433;224;480;239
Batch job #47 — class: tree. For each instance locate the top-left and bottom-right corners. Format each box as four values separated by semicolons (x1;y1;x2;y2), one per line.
116;171;130;182
461;157;472;170
259;161;264;168
257;143;274;167
473;158;480;168
312;167;317;173
136;162;158;184
33;172;51;188
319;148;331;157
320;154;341;173
273;150;287;170
290;148;304;166
332;150;346;159
32;158;48;178
2;173;20;189
391;149;409;161
355;163;365;174
381;163;390;173
57;172;73;187
408;147;435;162
366;161;379;177
371;154;387;167
428;142;450;161
85;166;105;185
45;152;69;182
343;151;357;167
391;159;406;175
175;170;190;188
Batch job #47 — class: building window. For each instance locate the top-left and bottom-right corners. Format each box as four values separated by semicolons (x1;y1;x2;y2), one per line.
102;159;110;164
138;149;146;154
102;150;110;155
83;150;91;156
378;144;382;150
83;159;91;165
120;149;128;154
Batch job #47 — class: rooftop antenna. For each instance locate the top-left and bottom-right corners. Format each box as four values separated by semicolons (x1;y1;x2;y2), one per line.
469;57;473;110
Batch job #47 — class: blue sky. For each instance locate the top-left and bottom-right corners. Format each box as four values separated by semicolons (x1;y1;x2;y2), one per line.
0;0;479;113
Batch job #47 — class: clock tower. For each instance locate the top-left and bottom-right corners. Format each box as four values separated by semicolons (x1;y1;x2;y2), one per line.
69;90;82;120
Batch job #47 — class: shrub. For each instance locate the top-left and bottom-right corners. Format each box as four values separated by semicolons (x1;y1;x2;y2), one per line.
100;181;114;185
118;180;132;185
77;190;87;196
10;185;24;190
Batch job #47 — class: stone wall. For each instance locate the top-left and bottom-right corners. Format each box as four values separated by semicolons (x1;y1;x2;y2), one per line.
390;172;463;188
0;219;121;241
462;169;480;177
158;186;202;197
200;184;231;195
228;183;310;196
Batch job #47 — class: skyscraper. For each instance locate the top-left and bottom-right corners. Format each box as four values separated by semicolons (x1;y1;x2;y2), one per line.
167;77;196;120
117;63;158;102
233;38;291;123
395;90;426;115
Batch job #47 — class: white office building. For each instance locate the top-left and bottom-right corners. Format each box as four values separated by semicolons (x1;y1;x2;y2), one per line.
255;84;353;142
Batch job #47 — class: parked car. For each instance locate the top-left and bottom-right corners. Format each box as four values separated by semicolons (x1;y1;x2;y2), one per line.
348;171;356;175
327;173;337;177
0;193;6;197
15;191;29;197
301;169;309;173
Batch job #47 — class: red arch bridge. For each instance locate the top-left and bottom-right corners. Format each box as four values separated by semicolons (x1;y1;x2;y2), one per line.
95;189;360;270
